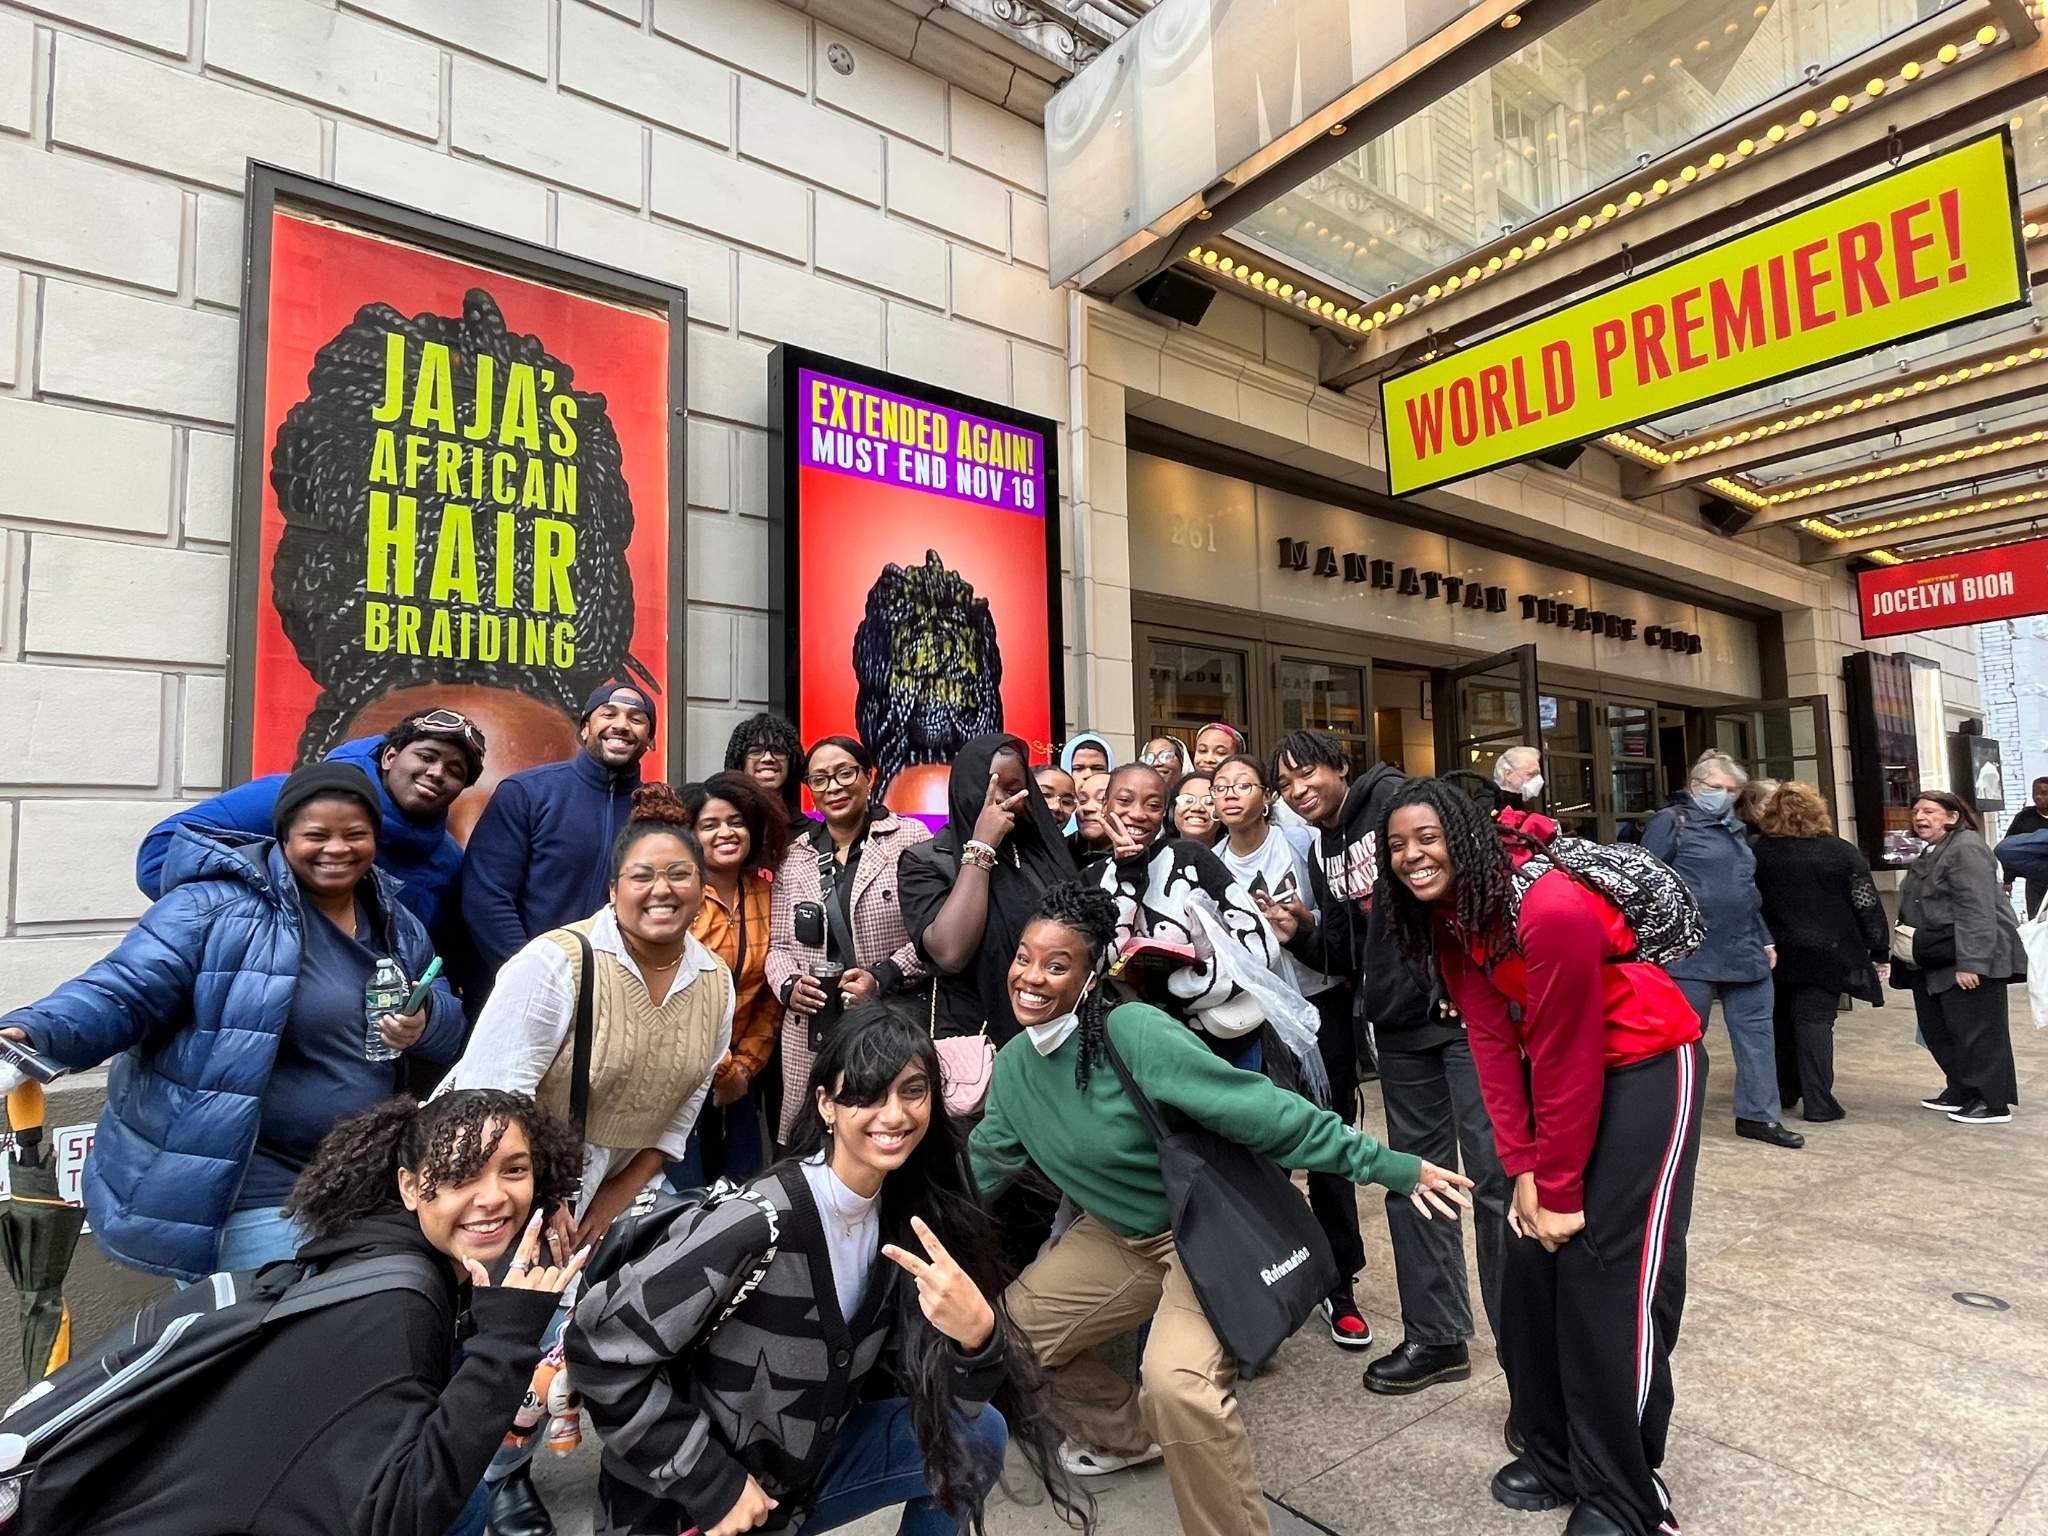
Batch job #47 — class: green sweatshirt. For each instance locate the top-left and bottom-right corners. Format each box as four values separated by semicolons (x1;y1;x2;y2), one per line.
968;1002;1422;1239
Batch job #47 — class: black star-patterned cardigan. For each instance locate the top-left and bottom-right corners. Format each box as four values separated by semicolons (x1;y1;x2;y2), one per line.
566;1164;1008;1535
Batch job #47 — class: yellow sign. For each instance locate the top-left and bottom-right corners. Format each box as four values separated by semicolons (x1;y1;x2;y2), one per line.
1380;132;2027;496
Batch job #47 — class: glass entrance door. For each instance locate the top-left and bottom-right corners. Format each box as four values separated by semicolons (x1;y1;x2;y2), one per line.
1138;629;1250;763
1605;697;1662;841
1710;696;1835;807
1276;652;1374;777
1438;644;1539;789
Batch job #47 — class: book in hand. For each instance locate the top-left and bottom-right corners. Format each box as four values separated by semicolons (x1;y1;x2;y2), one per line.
1107;938;1199;982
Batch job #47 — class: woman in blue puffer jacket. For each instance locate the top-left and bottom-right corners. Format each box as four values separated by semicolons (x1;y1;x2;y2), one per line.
0;763;465;1281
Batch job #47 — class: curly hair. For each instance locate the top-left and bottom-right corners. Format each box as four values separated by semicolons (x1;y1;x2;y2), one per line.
609;781;705;879
1760;780;1831;838
678;770;790;877
723;712;806;815
1020;880;1120;1091
284;1090;582;1240
782;1005;1090;1533
1376;776;1519;970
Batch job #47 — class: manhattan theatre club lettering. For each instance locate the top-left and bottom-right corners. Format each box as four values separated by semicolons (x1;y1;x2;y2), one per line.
1275;537;1704;654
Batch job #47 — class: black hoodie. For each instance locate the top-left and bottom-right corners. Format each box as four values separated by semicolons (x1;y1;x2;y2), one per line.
1285;764;1457;1046
66;1208;555;1536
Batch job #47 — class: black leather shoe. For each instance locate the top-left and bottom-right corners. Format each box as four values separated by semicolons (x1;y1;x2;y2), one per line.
488;1468;555;1536
1735;1118;1804;1149
1491;1458;1566;1512
1363;1338;1471;1395
1504;1417;1525;1457
1563;1502;1628;1535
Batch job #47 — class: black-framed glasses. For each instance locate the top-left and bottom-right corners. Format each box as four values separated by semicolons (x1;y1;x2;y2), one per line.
1212;781;1262;799
745;747;789;765
806;764;865;791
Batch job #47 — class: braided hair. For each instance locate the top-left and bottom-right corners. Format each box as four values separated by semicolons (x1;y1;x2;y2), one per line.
1375;776;1519;970
852;550;1004;803
1023;880;1120;1091
269;288;652;764
284;1089;581;1240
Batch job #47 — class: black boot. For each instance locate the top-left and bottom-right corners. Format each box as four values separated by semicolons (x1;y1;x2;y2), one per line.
488;1467;555;1536
1563;1500;1629;1534
1491;1458;1566;1512
1363;1338;1471;1395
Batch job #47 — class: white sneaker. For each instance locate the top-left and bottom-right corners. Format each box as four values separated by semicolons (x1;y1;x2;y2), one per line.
1058;1438;1164;1476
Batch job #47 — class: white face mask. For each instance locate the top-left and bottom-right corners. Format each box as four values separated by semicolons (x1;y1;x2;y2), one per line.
1520;774;1544;801
1024;978;1095;1056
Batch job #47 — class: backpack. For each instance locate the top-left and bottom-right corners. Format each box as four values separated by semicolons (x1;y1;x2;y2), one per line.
1504;823;1706;968
0;1253;443;1533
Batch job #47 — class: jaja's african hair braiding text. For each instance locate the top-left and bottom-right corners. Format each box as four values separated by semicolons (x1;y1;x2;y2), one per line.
1376;776;1520;969
284;1090;582;1240
1022;880;1120;1091
269;289;653;763
609;781;704;879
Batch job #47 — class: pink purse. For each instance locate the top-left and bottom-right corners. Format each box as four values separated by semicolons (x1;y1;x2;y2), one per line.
929;985;995;1117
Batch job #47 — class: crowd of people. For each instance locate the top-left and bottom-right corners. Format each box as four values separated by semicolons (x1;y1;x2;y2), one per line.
0;689;2023;1536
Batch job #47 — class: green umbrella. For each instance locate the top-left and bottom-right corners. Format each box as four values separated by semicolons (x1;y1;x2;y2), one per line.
3;1084;86;1382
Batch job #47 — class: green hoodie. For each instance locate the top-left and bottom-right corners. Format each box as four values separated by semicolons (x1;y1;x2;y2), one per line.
969;1002;1421;1239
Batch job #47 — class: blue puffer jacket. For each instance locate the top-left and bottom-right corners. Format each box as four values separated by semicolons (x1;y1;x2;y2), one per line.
4;826;463;1281
134;736;466;929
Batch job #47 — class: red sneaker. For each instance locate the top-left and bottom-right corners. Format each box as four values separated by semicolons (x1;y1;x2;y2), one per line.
1322;1287;1372;1351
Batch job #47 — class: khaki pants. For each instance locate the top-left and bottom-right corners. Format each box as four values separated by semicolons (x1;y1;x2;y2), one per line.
1006;1213;1268;1536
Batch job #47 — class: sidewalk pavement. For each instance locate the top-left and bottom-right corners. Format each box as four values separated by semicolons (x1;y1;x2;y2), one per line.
538;1001;2048;1534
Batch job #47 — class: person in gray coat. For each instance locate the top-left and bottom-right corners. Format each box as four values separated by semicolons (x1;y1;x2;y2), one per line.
1643;751;1802;1149
1897;790;2022;1125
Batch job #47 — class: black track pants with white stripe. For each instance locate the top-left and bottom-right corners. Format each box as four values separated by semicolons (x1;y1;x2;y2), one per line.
1501;1039;1705;1536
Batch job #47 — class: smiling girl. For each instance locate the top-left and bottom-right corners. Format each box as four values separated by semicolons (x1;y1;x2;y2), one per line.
569;1006;1080;1536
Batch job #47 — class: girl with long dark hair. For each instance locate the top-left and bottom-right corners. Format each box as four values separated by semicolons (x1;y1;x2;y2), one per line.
1378;779;1703;1536
36;1090;586;1536
568;1005;1084;1536
972;881;1468;1536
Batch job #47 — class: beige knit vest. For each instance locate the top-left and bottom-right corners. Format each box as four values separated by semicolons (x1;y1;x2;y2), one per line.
535;919;728;1149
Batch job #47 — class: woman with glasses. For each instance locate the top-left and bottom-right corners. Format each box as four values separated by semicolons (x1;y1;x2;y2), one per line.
1035;762;1079;829
767;735;933;1146
436;782;734;1536
724;711;807;820
1137;736;1192;780
1169;770;1220;846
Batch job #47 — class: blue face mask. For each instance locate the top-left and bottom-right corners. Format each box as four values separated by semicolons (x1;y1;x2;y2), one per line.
1691;787;1732;817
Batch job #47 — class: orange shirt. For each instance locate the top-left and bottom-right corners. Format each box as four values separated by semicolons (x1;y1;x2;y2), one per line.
692;873;780;1084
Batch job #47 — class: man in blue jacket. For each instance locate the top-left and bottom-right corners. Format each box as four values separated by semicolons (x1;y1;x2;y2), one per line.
460;680;656;978
136;708;485;929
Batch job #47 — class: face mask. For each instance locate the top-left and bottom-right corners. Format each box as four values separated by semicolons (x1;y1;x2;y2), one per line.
1691;787;1732;816
1520;774;1544;801
1025;979;1094;1056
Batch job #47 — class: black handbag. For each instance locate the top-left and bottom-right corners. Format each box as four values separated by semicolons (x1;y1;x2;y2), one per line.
1101;1033;1336;1376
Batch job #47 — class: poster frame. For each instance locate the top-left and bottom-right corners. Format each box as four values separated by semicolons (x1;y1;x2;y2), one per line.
766;343;1066;767
228;162;690;787
1378;129;2029;497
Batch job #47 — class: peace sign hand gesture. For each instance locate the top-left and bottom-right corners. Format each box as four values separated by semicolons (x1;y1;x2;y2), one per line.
464;1210;591;1295
882;1215;996;1351
971;771;1028;849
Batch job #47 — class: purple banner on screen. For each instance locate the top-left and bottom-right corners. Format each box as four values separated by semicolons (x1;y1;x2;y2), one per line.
797;368;1046;515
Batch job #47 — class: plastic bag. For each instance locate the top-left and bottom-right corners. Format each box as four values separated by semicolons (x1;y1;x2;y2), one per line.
2019;910;2048;1029
1178;890;1330;1102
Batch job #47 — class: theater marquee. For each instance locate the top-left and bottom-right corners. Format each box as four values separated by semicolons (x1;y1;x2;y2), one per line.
1381;132;2027;496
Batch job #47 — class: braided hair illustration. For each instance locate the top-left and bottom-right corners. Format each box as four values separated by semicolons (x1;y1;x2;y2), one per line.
268;287;654;764
851;549;1003;802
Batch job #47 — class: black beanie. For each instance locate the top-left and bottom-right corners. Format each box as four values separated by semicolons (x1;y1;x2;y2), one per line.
273;761;382;838
580;680;658;735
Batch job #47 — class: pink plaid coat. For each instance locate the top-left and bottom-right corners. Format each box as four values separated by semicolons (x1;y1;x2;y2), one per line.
768;812;931;1142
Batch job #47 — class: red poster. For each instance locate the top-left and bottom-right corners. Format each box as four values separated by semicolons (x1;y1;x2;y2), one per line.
241;196;680;838
1857;535;2048;638
776;352;1061;826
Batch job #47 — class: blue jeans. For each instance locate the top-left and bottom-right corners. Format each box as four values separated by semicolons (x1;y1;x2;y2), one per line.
215;1206;304;1270
667;1085;766;1191
808;1400;1007;1536
1676;975;1781;1123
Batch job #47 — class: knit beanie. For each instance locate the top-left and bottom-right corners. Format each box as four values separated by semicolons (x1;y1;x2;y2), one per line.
580;680;658;735
273;761;382;837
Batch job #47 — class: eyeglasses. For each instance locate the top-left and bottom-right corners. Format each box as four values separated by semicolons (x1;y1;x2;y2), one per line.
1212;782;1262;799
410;708;487;757
621;863;697;890
806;765;866;791
1140;749;1180;767
1174;794;1215;810
745;748;788;766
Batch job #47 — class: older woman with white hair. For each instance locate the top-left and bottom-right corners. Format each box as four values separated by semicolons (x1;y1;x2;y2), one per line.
1644;751;1800;1149
1491;747;1543;806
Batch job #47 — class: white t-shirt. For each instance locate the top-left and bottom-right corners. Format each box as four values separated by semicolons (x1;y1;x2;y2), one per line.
1220;822;1336;997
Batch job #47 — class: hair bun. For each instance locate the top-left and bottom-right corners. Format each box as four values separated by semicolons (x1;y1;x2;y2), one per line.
629;781;691;824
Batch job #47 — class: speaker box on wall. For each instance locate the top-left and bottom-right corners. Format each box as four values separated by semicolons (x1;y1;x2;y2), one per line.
1135;270;1217;327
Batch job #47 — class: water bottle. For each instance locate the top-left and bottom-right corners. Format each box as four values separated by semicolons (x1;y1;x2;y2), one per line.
365;957;407;1063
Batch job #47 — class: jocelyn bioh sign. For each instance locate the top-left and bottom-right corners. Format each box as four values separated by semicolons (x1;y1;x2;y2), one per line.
1857;533;2048;639
229;169;688;821
1381;132;2027;496
769;347;1062;829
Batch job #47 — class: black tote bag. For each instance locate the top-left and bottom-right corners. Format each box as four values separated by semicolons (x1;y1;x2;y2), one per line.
1102;1034;1337;1376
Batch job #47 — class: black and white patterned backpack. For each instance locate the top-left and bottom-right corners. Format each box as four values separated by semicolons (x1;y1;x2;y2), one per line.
1504;823;1705;968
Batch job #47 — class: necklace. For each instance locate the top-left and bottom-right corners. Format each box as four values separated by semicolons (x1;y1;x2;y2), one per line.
818;1162;878;1238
